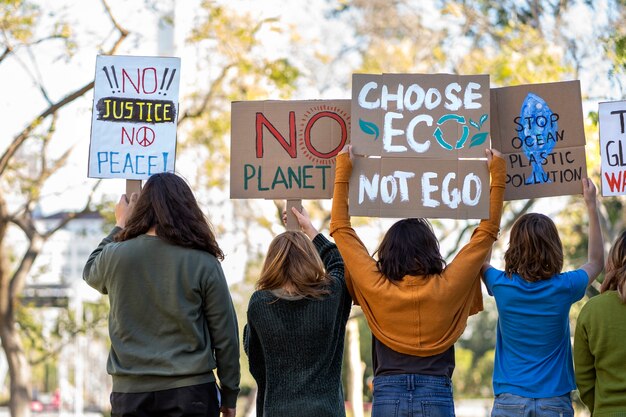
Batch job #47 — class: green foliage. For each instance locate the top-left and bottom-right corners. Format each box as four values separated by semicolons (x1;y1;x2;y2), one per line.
0;0;39;43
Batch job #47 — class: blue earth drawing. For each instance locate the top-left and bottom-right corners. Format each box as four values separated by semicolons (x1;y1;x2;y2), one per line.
520;93;557;184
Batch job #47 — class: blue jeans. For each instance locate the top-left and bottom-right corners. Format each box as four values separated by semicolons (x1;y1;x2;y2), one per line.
491;393;574;417
372;374;455;417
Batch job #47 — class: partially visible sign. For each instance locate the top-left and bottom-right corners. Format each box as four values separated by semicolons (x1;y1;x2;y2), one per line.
230;100;350;199
88;55;180;179
349;73;491;219
491;80;587;200
600;100;626;196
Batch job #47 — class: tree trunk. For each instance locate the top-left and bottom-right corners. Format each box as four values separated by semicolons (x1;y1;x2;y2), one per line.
346;318;364;417
0;195;31;417
1;322;31;417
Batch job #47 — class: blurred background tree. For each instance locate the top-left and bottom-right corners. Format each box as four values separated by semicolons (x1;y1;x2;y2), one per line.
2;1;626;416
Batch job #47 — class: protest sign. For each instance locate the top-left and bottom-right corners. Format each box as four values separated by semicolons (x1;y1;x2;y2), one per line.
599;100;626;196
349;73;491;219
490;80;587;200
88;55;180;180
230;100;350;199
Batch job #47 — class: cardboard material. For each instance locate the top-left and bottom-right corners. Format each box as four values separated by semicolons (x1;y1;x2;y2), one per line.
286;199;303;230
352;73;490;159
230;100;351;199
350;73;491;219
349;157;490;219
490;80;587;200
599;100;626;196
88;55;181;180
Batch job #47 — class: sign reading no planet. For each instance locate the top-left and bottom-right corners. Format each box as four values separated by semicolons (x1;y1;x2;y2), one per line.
88;55;181;180
230;100;351;199
599;100;626;196
490;80;587;200
350;73;491;219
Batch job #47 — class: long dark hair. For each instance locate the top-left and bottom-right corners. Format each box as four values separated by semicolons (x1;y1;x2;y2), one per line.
115;172;224;260
602;230;626;303
374;218;446;281
504;213;563;282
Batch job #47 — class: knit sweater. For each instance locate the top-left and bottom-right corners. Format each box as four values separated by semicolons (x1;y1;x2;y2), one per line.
244;234;351;417
574;291;626;416
83;227;240;408
330;153;505;356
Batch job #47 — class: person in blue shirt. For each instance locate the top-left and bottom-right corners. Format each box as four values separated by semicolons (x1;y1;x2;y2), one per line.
481;178;604;417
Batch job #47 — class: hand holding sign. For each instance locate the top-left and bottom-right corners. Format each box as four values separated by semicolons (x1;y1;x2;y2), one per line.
115;193;138;228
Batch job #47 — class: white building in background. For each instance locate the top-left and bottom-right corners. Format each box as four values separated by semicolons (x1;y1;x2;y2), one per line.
19;211;112;414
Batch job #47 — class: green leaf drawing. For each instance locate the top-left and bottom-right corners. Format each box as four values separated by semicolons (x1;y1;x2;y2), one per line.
469;119;480;130
359;118;380;140
479;114;488;129
469;132;489;148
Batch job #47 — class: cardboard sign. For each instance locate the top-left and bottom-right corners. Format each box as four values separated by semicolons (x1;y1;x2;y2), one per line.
88;55;180;179
599;100;626;196
349;157;489;219
230;100;350;199
352;73;490;158
350;73;491;219
491;80;587;200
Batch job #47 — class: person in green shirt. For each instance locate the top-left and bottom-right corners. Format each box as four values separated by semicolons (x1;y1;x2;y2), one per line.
574;230;626;416
84;173;240;417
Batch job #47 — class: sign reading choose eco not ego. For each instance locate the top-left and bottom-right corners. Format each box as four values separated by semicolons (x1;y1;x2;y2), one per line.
350;73;491;219
88;55;181;179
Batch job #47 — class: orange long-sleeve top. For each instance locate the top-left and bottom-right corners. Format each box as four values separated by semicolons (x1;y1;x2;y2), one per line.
330;153;506;356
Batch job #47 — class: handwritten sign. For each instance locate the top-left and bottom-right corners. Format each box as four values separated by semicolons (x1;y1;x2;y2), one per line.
599;100;626;196
88;55;181;179
349;73;491;219
491;81;587;200
230;100;351;199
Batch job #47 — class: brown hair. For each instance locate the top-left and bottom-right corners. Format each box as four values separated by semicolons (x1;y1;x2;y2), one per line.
374;218;446;281
257;231;331;298
601;230;626;303
115;172;224;260
504;213;563;282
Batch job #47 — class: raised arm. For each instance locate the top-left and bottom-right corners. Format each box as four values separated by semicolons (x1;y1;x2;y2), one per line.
329;146;383;298
580;178;604;285
444;149;506;283
83;194;135;293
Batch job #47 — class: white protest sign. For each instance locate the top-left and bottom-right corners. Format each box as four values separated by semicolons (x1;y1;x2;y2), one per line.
88;55;181;179
600;100;626;196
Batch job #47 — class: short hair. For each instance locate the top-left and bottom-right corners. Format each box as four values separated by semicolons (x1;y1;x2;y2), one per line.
374;218;446;282
257;231;331;298
115;172;223;260
504;213;563;282
602;230;626;303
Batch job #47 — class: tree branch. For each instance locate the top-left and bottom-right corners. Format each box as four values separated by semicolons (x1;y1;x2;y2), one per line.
43;180;102;239
0;0;129;177
179;63;236;123
0;46;12;64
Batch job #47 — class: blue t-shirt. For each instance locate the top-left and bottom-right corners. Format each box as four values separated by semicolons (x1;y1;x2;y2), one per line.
483;267;588;398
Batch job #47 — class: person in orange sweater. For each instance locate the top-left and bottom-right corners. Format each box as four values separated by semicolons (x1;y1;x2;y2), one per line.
330;145;505;417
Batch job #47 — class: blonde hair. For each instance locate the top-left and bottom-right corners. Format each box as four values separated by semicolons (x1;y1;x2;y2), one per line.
602;230;626;303
505;213;564;282
257;231;331;298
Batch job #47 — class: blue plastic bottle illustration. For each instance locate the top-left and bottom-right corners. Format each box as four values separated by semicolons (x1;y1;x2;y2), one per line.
520;93;556;184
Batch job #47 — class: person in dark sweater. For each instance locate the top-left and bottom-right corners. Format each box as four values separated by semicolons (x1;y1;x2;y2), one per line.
83;173;240;417
244;207;351;417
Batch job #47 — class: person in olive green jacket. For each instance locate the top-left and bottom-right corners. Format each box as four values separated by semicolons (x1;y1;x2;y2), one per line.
84;173;240;417
575;230;626;416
